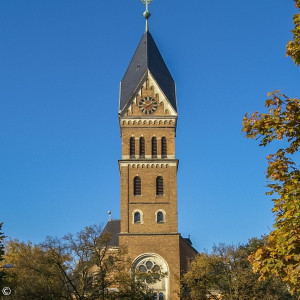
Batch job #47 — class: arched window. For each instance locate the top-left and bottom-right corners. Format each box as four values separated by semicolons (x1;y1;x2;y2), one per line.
134;176;141;196
156;176;163;196
161;137;167;158
133;254;169;300
157;212;164;223
154;292;164;300
152;137;157;158
130;137;135;158
139;137;145;158
134;212;141;223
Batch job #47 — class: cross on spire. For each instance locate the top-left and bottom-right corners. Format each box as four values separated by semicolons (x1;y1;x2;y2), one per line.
141;0;153;32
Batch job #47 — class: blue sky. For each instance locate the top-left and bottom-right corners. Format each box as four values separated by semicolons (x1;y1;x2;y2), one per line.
0;0;299;252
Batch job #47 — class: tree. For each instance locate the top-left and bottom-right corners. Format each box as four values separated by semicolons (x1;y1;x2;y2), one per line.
242;91;300;295
286;1;300;65
181;241;296;300
3;224;157;300
3;240;69;299
41;225;158;300
0;222;6;289
241;2;300;295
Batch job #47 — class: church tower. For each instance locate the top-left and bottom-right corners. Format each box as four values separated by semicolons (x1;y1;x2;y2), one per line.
117;2;197;299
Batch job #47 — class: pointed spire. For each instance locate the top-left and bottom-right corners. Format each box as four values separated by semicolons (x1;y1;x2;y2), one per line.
118;1;176;114
141;0;153;32
119;32;177;113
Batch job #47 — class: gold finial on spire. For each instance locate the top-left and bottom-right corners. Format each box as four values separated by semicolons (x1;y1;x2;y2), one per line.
141;0;153;32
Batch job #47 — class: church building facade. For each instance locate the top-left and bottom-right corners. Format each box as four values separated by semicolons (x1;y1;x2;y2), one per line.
105;3;197;299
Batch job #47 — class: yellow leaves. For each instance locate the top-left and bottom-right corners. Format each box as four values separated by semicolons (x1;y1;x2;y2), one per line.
255;248;264;258
286;2;300;65
241;4;300;294
243;91;300;295
267;90;280;98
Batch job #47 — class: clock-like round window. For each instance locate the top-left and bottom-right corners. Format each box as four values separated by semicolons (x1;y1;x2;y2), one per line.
138;97;158;114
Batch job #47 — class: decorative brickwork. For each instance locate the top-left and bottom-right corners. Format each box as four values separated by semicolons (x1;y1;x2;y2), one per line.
117;32;197;300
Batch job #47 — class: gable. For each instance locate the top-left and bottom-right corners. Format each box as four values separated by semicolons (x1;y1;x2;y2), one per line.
120;72;177;117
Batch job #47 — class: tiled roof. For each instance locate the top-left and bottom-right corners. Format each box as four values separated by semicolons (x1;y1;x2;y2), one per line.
103;219;120;247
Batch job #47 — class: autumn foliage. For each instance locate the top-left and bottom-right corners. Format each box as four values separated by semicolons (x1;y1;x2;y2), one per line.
0;222;6;289
242;92;300;295
3;225;157;300
181;241;296;300
286;0;300;65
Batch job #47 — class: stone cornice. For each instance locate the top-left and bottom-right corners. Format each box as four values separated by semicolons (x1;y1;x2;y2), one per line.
119;233;180;236
118;160;178;169
119;117;177;128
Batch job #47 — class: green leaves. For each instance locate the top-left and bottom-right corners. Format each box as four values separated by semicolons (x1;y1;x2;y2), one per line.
243;92;300;296
243;2;300;295
182;242;296;300
3;225;157;300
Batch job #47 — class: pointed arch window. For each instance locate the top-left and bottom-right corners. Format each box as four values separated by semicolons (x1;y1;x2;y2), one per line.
157;211;164;223
139;137;145;158
156;176;164;196
152;137;157;158
134;176;141;196
130;137;135;158
134;212;141;223
161;137;167;158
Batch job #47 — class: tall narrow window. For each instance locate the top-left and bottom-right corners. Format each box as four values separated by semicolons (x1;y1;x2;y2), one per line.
134;212;141;223
134;176;141;196
154;293;164;300
152;137;157;158
139;137;145;158
157;212;164;223
130;137;135;158
161;137;167;158
156;176;163;196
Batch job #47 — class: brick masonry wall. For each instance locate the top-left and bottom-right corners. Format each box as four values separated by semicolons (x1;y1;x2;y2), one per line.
120;164;178;234
118;76;188;299
121;126;176;159
119;233;181;300
179;237;198;274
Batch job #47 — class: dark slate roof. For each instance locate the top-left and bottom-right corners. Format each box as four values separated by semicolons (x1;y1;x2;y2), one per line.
119;31;177;112
103;220;120;247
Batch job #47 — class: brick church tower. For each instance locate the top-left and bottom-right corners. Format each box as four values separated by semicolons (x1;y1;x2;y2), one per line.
105;2;197;299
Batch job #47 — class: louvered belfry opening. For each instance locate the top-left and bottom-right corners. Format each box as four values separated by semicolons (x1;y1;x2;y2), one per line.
152;137;157;158
140;137;145;158
161;137;167;158
130;137;135;158
134;176;141;196
157;211;164;223
156;176;164;196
